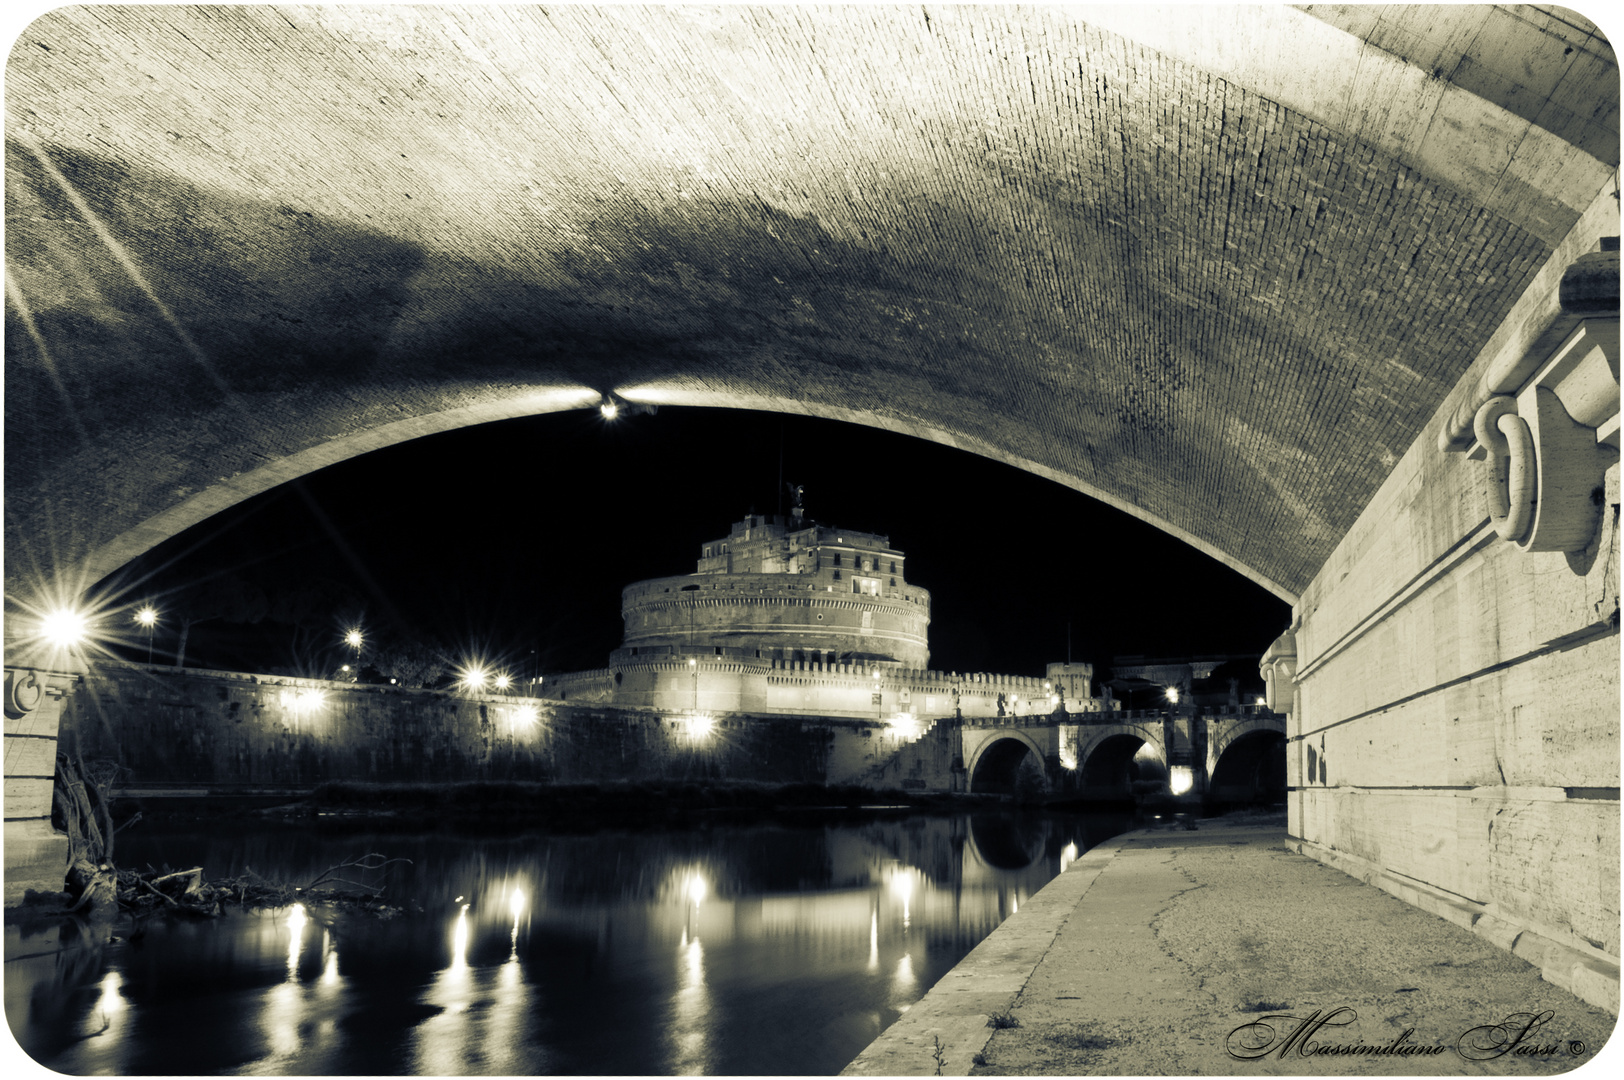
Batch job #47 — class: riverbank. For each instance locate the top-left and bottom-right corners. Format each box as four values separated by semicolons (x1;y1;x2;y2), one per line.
842;813;1617;1076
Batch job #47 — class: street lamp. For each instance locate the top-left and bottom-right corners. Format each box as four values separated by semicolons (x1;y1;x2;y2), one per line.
135;606;158;665
42;608;89;651
689;657;698;711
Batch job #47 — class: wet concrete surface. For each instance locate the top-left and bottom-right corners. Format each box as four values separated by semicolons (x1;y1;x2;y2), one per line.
843;815;1617;1076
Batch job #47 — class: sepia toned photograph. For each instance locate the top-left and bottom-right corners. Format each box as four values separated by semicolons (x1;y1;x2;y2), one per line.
3;3;1619;1075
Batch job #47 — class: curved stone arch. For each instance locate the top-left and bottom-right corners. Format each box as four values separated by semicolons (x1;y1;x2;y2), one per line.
1207;723;1289;804
963;730;1048;794
59;391;1297;603
1075;722;1166;766
1208;716;1289;772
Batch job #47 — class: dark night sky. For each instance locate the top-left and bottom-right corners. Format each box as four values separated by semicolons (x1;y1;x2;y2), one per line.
102;405;1291;682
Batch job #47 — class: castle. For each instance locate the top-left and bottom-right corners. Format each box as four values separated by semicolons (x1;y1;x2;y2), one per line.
541;509;1105;720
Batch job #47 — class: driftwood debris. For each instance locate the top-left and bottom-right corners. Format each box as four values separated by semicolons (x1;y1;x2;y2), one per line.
53;753;136;917
114;854;414;919
49;755;411;919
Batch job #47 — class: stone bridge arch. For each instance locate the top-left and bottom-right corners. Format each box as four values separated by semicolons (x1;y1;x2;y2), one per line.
963;729;1051;796
1207;715;1289;806
9;5;1615;616
1070;722;1167;800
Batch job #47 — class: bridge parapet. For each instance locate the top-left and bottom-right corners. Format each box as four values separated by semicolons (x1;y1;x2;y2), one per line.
962;704;1278;729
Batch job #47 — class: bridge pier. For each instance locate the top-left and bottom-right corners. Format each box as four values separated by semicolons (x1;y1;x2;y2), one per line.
3;661;82;903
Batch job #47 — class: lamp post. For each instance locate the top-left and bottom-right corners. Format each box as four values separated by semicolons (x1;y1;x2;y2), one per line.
344;628;363;679
135;606;158;665
689;657;698;711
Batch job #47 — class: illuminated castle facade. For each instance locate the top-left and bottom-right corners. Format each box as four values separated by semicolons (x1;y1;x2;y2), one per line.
617;513;932;668
542;510;1103;720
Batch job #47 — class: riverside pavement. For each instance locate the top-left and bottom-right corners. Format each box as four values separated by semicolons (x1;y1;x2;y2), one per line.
841;814;1617;1076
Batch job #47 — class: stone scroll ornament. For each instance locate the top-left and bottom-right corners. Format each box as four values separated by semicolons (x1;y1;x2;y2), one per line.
1260;629;1296;716
3;670;44;718
1473;378;1614;552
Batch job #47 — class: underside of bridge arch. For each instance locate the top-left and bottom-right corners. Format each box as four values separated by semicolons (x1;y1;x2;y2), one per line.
5;6;1616;612
967;736;1048;798
1076;734;1158;799
1210;730;1289;807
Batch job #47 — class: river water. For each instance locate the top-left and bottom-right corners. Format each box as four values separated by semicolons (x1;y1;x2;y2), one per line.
6;808;1137;1075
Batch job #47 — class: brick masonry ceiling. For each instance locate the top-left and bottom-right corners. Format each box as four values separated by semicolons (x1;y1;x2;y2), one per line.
4;5;1618;601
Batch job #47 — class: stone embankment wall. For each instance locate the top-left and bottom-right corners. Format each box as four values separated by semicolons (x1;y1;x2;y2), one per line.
58;663;939;794
1279;190;1620;1012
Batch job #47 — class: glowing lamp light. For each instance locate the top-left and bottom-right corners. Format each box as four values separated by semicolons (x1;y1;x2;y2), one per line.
461;665;490;690
41;608;90;648
686;875;707;905
599;396;620;420
344;629;363;650
134;606;158;628
886;714;919;740
1256;695;1268;707
280;688;327;714
1170;765;1194;795
511;704;539;727
510;886;526;918
1165;687;1180;704
494;674;512;690
683;714;715;739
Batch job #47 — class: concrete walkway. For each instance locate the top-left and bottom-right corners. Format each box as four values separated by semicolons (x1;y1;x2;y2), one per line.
842;818;1617;1076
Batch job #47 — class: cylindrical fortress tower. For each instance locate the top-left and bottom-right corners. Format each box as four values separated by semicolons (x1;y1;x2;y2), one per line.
620;514;931;667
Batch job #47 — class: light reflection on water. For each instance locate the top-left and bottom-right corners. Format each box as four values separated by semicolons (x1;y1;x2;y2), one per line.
6;810;1134;1075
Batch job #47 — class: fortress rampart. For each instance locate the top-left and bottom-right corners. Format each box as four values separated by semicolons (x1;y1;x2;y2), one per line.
543;655;1103;721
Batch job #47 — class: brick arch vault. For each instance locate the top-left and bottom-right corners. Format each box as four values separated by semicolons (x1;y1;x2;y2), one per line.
5;6;1621;1008
5;5;1616;615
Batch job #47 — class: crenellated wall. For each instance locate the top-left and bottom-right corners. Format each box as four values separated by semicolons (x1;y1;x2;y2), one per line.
544;656;1093;720
1275;185;1621;1014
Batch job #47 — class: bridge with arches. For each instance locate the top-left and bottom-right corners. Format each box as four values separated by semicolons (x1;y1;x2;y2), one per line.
956;706;1287;804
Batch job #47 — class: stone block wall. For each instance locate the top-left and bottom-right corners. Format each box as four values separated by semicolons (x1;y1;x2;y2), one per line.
1285;188;1620;1012
57;663;931;793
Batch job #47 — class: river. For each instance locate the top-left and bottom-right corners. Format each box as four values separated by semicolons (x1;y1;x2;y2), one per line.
6;808;1139;1075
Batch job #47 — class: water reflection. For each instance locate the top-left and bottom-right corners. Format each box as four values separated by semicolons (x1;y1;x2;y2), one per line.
7;809;1135;1075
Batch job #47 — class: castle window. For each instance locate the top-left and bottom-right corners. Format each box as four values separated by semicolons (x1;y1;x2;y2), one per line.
890;561;897;573
832;570;841;580
833;554;842;567
890;577;897;587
